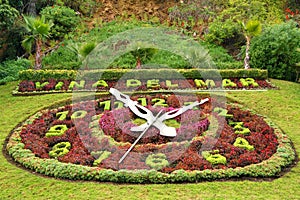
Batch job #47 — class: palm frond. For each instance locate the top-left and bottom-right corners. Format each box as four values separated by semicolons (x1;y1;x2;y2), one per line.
79;43;96;58
245;20;262;36
22;36;35;52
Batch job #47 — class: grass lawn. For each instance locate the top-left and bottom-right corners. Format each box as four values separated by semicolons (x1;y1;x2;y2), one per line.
0;79;299;200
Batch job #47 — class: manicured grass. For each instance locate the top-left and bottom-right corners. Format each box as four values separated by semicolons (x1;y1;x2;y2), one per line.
0;80;299;200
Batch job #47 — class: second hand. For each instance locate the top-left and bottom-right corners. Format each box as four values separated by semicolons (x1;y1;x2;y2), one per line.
118;109;164;164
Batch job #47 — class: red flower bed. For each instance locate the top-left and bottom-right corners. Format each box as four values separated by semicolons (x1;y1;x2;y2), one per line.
19;95;278;172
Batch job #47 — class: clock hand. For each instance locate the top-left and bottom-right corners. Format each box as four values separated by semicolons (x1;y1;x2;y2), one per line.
118;109;164;164
109;88;155;120
109;88;209;137
109;88;172;136
132;98;210;137
159;98;209;120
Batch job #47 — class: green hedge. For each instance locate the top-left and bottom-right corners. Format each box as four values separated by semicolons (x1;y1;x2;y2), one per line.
18;69;77;81
19;69;268;81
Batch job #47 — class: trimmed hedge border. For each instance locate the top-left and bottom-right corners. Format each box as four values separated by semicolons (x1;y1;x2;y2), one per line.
5;101;295;183
19;69;268;81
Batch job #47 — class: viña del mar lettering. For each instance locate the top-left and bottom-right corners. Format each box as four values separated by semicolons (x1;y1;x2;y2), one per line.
16;77;274;94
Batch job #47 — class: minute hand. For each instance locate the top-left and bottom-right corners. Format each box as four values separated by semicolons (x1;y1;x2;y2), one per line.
158;98;209;120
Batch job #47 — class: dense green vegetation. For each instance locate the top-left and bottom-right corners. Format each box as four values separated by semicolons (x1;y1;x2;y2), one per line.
1;0;300;82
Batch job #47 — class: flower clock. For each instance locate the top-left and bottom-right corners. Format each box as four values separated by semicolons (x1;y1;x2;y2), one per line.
6;88;296;183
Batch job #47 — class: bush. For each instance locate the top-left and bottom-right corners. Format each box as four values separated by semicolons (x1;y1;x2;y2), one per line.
58;0;97;16
204;19;242;45
40;5;80;39
42;45;80;70
250;21;300;81
0;59;31;84
0;3;19;30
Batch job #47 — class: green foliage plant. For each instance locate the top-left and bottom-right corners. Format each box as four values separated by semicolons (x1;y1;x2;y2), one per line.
0;1;19;30
79;42;96;69
241;20;262;69
229;122;251;135
18;69;77;80
204;19;240;45
49;141;71;158
146;153;169;170
40;5;80;40
92;151;111;166
68;80;85;90
0;58;30;84
222;79;237;88
22;15;53;70
42;45;80;70
35;81;49;89
201;150;227;165
45;124;68;137
57;0;97;16
233;137;254;151
240;78;259;87
250;21;300;81
55;81;63;90
204;0;284;49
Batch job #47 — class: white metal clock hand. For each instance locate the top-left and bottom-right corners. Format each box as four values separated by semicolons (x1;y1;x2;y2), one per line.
118;109;164;164
109;88;209;138
159;98;209;120
131;98;210;137
109;88;173;136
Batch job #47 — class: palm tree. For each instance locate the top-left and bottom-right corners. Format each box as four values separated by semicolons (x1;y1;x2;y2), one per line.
67;42;96;70
22;15;53;70
242;20;262;69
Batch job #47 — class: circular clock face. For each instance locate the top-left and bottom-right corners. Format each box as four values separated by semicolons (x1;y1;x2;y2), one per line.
15;93;283;175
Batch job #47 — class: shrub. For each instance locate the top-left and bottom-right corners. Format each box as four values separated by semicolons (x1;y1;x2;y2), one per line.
42;45;80;70
250;21;300;81
0;58;31;84
204;19;242;46
59;0;97;16
0;3;19;30
40;5;80;39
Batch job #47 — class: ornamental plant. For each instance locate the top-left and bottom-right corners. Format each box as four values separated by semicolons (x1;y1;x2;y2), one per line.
241;20;262;69
250;21;300;81
40;5;80;40
22;15;53;70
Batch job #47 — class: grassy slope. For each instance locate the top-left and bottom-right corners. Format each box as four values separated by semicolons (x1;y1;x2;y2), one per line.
0;80;299;200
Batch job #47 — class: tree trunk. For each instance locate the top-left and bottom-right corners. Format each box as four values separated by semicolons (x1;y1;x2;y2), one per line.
136;57;141;69
27;0;37;16
244;35;250;69
35;38;42;70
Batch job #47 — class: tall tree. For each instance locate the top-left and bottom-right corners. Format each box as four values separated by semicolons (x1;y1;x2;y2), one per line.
242;20;262;69
22;15;53;70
